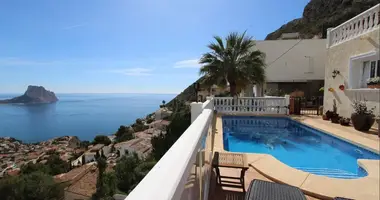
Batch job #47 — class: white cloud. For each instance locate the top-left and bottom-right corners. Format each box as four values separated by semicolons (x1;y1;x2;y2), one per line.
62;24;86;30
173;59;200;68
0;57;58;66
108;68;153;76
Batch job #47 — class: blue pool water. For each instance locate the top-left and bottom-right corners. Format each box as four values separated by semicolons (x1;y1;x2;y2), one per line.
223;116;379;179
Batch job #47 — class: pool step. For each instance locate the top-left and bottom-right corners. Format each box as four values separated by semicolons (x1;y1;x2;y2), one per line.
294;167;359;179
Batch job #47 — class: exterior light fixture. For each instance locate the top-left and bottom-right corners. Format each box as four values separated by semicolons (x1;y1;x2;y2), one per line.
332;70;340;79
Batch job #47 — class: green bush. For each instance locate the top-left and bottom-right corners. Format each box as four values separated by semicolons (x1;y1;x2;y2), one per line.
80;140;91;149
115;126;134;143
146;118;154;124
151;101;190;160
21;154;70;176
0;171;64;200
114;153;156;194
93;135;111;146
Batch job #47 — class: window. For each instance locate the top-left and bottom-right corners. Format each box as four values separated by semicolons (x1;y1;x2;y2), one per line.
361;61;370;88
349;52;379;89
360;60;380;88
370;61;376;78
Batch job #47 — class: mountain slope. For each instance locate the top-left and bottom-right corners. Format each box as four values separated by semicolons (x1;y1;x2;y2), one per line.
266;0;379;40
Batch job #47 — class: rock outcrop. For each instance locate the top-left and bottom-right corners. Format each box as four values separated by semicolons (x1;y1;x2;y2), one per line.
0;85;58;104
265;0;379;40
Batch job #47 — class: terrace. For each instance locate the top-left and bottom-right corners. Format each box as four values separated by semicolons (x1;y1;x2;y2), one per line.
125;96;379;200
123;5;380;199
326;4;380;48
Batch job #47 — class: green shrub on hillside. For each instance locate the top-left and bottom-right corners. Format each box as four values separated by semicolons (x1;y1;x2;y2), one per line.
93;135;111;146
0;171;64;200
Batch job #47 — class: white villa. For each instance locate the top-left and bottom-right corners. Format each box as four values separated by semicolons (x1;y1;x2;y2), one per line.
323;4;380;118
123;4;380;200
253;39;326;98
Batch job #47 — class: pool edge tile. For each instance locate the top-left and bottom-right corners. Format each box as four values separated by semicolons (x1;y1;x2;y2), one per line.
249;155;310;188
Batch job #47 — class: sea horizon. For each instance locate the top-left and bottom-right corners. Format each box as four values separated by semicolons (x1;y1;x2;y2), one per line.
0;93;176;143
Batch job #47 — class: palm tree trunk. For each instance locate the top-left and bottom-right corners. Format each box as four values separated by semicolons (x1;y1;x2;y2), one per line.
229;81;237;97
229;81;239;111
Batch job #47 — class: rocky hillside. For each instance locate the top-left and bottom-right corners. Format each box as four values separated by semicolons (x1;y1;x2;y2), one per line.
0;85;58;104
166;77;204;107
266;0;379;40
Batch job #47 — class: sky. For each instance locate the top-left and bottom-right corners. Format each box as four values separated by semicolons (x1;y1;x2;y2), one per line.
0;0;310;94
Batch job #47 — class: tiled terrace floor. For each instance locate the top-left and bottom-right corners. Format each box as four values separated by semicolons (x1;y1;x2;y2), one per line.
208;167;319;200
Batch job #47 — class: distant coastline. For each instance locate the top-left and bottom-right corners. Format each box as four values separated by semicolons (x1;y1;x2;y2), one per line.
0;93;175;143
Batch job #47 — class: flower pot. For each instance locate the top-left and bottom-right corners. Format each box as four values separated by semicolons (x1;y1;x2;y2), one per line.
339;118;350;126
367;84;380;89
325;111;333;120
376;119;380;138
331;116;340;124
322;115;329;120
351;113;375;131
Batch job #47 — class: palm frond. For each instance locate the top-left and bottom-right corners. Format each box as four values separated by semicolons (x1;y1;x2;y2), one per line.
199;32;266;95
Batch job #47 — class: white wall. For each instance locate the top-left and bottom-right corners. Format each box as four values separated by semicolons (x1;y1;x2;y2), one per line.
324;29;380;119
255;39;326;82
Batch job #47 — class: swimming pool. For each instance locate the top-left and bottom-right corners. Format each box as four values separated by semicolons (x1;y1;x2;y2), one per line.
223;116;379;179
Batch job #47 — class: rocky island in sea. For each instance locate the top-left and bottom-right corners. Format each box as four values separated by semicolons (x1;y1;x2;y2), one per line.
0;85;58;104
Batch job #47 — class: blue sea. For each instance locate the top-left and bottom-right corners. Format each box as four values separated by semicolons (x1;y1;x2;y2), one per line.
0;93;175;143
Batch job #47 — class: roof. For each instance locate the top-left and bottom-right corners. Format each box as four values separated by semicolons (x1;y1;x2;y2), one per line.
134;131;153;140
54;163;94;183
84;152;96;156
114;138;143;148
90;144;104;152
280;32;300;39
114;138;152;157
149;120;170;126
65;166;98;197
6;168;20;176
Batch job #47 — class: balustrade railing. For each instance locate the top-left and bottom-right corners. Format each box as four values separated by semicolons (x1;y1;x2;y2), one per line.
328;4;380;47
125;96;292;200
126;99;215;200
214;96;289;115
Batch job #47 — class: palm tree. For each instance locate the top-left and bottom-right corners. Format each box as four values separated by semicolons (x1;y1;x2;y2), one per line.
199;32;266;96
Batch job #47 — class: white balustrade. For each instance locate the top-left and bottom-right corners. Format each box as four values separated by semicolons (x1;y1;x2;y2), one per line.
214;96;289;115
328;4;380;47
125;95;291;200
126;99;214;200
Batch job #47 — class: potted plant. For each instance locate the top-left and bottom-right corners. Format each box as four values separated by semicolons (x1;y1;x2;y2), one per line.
325;110;333;120
376;115;380;138
331;113;340;123
351;100;375;131
322;114;329;120
339;117;350;126
330;99;340;124
367;77;380;89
